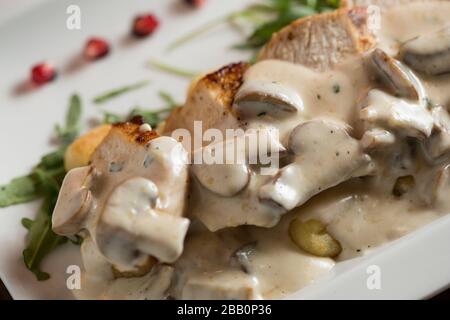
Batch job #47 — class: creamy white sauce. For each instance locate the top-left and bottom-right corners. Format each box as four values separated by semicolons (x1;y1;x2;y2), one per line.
240;57;370;142
55;2;450;300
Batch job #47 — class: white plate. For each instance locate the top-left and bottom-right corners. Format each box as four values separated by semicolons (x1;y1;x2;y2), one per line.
1;0;449;300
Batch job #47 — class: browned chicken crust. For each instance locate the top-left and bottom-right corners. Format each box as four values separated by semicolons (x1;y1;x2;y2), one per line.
163;62;248;140
112;121;159;145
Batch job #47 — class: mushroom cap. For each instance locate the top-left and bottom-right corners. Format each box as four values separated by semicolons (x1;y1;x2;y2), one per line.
52;166;94;235
234;81;303;119
191;161;250;198
399;26;450;76
97;176;190;267
260;120;371;210
360;89;434;139
370;48;426;103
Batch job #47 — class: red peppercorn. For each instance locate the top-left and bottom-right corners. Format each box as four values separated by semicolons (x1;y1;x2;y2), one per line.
185;0;206;8
132;14;159;38
84;37;110;60
30;62;57;85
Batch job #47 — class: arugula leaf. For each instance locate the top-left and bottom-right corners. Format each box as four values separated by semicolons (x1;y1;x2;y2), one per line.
149;59;199;78
130;107;174;127
166;0;340;55
166;4;277;52
38;147;66;170
22;197;67;281
103;91;178;127
0;175;40;208
104;106;174;127
93;80;150;104
236;0;340;50
21;218;34;230
239;14;299;49
55;94;82;144
0;148;67;208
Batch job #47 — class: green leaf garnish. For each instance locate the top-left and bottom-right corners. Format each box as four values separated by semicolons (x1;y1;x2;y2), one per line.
21;218;34;230
149;59;199;78
166;4;277;52
93;80;150;104
55;94;82;144
130;107;174;127
22;197;68;281
103;91;178;127
167;0;340;55
235;0;340;51
0;175;40;208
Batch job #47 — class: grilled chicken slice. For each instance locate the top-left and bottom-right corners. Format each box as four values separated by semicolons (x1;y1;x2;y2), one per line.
258;8;375;71
53;121;191;271
163;62;248;148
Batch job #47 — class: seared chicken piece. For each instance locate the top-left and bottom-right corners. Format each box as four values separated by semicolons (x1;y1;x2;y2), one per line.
53;121;190;272
163;62;248;146
258;8;375;71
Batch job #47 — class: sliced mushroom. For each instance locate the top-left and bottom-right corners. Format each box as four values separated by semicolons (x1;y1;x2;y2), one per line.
234;81;303;118
423;106;450;161
190;129;285;198
97;175;189;269
399;26;450;76
360;89;434;139
260;120;371;211
370;49;427;104
191;162;250;197
52;166;95;235
361;128;396;150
